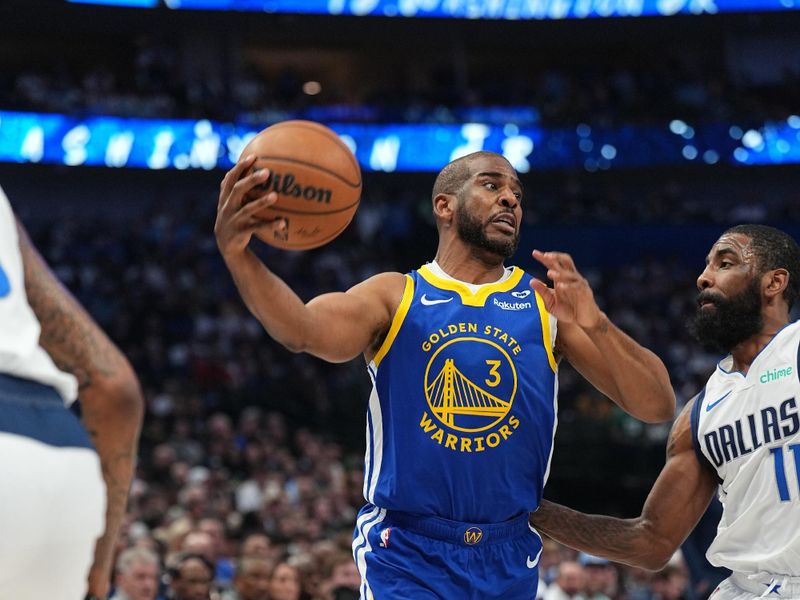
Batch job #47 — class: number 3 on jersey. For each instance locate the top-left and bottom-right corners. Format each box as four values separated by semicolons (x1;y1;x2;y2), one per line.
770;443;800;502
0;261;10;298
485;360;502;387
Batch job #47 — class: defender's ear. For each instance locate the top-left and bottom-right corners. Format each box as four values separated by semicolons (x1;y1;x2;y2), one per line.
763;268;789;301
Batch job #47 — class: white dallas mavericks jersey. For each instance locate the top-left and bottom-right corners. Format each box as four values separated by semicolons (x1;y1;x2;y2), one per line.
0;186;78;404
692;321;800;576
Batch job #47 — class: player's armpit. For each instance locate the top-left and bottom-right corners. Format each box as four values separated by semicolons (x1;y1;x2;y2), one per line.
556;318;676;423
299;271;408;363
531;400;717;570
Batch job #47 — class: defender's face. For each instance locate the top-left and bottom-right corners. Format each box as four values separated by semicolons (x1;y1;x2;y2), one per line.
455;155;523;258
696;233;758;309
689;232;765;353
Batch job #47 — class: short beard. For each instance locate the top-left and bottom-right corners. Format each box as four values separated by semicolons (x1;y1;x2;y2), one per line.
455;207;519;259
687;277;763;354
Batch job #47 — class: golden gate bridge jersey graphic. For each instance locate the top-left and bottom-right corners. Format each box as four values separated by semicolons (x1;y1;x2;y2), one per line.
359;264;559;523
426;358;510;427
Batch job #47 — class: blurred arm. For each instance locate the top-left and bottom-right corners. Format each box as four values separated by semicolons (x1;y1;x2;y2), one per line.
530;400;717;570
17;221;144;598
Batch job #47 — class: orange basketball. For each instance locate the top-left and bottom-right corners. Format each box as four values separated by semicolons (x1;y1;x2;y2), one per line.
241;120;362;250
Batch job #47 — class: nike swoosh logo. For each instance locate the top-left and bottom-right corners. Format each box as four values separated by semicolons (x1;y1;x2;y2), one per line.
706;390;733;412
526;555;539;569
420;294;453;306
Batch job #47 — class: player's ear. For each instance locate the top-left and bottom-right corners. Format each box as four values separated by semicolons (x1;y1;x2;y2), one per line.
764;268;789;301
433;193;456;225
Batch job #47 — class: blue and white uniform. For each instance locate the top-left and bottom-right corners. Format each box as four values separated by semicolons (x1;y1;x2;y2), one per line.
691;321;800;600
0;186;105;600
354;262;558;599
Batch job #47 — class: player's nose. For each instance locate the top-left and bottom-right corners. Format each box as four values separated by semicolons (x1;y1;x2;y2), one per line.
498;189;518;209
697;266;713;290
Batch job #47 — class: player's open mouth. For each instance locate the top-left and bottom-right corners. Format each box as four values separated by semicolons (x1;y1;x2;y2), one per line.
490;214;516;234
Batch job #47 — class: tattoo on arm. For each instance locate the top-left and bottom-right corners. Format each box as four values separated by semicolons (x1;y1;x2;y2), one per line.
19;226;121;388
532;501;641;561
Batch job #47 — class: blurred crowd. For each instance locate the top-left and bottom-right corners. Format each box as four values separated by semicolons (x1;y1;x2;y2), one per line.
3;32;800;128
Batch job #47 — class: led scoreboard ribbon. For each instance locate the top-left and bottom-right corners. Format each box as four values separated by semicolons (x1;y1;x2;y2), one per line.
2;110;800;172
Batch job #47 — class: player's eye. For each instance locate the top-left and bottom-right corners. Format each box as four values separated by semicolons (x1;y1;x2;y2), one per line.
483;182;497;191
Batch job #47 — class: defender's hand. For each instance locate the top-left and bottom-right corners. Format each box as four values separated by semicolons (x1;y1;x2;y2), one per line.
530;250;603;330
215;155;287;257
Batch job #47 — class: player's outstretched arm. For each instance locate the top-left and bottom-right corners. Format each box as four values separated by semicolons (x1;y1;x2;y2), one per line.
531;249;675;422
529;401;717;570
215;156;404;363
17;222;144;599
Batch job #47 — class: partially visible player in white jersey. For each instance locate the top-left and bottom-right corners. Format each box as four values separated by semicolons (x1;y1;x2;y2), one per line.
0;185;143;599
530;224;800;600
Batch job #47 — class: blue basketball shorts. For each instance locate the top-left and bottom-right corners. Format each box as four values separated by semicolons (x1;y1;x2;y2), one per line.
352;503;543;600
0;374;105;600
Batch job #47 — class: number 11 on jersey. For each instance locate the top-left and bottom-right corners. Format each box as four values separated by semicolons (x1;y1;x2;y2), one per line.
770;443;800;502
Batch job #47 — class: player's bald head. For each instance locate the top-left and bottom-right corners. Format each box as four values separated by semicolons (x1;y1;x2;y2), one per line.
432;151;511;201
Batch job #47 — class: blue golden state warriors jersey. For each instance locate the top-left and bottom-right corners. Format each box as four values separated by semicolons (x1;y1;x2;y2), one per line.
363;264;558;523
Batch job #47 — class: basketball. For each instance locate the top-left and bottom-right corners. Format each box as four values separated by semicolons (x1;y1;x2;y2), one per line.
240;120;362;250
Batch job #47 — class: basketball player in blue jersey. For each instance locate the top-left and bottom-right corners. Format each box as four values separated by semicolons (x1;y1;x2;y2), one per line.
530;225;800;600
215;150;675;599
0;186;143;599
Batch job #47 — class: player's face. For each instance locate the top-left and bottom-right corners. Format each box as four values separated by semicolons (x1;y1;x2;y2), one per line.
455;156;523;259
688;233;764;353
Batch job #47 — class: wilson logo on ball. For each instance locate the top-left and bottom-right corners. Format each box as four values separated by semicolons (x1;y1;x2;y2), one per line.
263;172;332;204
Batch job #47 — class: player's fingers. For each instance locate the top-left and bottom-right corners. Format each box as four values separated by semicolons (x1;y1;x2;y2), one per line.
239;191;279;219
226;168;271;213
545;251;576;271
530;278;554;307
531;249;555;269
220;154;257;201
546;268;582;283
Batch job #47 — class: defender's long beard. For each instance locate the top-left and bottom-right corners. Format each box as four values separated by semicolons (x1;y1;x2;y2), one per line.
687;278;763;354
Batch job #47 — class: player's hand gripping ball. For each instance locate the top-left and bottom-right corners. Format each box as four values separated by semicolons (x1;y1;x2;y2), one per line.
241;120;362;250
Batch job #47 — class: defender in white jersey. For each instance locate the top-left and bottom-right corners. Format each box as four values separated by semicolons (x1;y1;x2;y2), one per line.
0;186;143;599
531;224;800;600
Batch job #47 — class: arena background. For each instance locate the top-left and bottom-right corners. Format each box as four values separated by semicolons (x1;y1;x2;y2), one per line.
2;1;800;598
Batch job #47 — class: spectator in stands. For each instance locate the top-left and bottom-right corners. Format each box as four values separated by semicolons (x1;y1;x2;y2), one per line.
110;547;162;600
239;532;273;560
317;553;360;600
579;552;619;600
221;557;272;600
166;553;214;600
267;560;302;600
198;516;236;587
545;561;587;600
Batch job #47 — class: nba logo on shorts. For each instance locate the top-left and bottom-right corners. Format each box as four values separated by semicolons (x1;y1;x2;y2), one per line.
379;527;391;548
